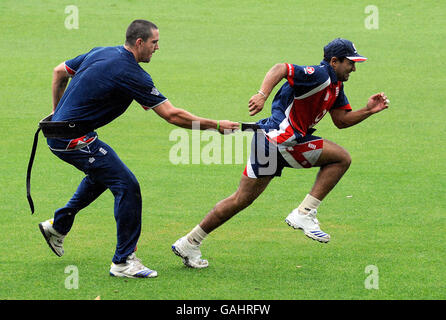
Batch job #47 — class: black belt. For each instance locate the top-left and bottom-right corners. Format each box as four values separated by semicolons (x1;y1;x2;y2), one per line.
240;122;261;131
26;114;94;214
240;122;316;136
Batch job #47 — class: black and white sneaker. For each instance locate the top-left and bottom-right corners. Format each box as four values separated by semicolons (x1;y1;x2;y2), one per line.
39;219;65;257
110;253;158;278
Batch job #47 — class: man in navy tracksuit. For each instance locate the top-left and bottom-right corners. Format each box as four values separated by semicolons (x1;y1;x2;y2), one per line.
38;19;239;278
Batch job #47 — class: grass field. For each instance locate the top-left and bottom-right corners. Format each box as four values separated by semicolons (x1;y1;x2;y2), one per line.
0;0;445;302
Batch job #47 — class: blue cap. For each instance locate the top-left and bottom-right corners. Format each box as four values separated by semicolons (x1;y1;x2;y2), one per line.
324;38;367;62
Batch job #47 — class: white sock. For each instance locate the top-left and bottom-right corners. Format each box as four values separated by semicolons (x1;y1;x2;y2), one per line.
297;194;321;214
186;225;208;245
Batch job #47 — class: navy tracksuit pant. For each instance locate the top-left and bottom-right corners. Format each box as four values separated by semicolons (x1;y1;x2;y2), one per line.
50;138;141;264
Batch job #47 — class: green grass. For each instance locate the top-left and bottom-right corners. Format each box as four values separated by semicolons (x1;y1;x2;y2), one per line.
0;0;445;300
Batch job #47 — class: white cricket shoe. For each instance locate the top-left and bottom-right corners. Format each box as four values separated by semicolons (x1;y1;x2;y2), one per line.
109;253;158;278
285;208;330;243
38;219;65;257
172;237;209;269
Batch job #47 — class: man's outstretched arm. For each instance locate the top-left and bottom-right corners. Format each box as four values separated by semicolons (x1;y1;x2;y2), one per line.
330;92;389;129
152;100;240;133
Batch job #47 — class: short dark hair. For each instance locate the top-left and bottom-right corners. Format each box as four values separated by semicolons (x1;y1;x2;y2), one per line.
125;19;158;46
323;56;346;63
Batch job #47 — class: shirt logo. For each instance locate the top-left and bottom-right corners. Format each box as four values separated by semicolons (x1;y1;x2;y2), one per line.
304;66;315;75
151;87;160;96
314;109;327;123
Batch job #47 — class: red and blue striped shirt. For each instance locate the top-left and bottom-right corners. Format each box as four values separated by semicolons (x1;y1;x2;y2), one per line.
257;60;351;146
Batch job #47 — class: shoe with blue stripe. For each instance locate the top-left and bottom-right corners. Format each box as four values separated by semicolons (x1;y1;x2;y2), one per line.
110;253;158;278
285;208;330;243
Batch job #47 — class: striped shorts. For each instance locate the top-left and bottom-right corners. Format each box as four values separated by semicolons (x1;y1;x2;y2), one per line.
243;130;323;178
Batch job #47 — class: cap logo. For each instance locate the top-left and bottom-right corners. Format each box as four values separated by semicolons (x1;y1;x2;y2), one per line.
352;43;357;53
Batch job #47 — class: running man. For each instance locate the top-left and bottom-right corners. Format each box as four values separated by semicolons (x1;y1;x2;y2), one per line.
172;38;389;268
38;19;239;278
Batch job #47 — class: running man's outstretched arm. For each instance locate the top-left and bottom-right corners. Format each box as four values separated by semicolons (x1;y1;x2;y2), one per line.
248;63;288;116
330;92;389;129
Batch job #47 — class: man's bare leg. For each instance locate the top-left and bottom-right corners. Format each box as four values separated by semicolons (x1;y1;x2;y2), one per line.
198;175;273;234
286;139;351;243
173;139;352;265
309;139;351;201
296;139;351;214
172;175;273;268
